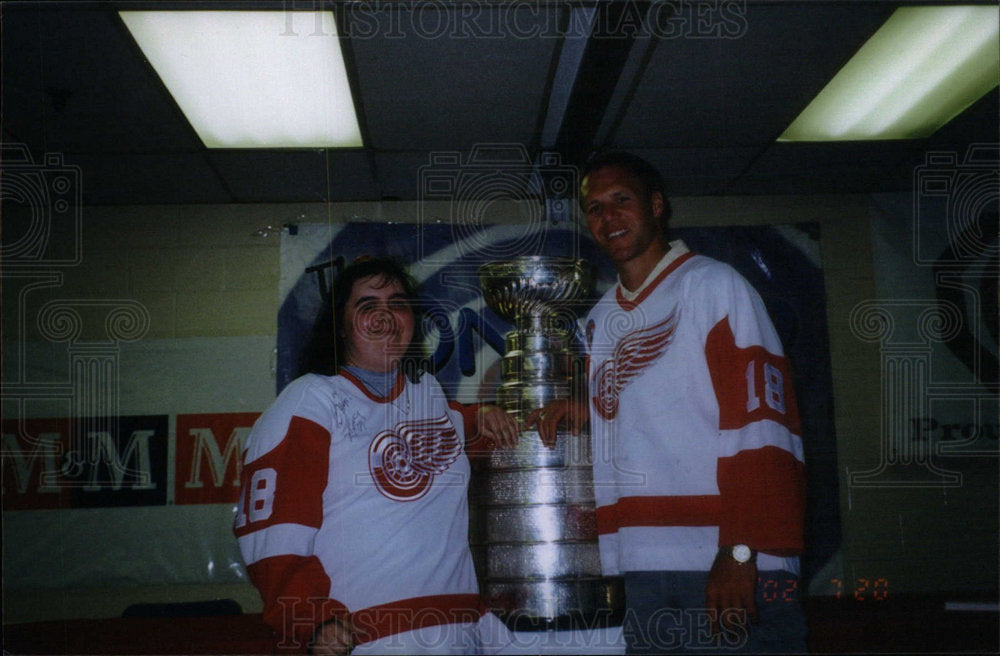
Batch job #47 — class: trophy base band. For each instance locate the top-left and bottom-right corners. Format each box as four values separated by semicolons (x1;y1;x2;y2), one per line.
485;577;625;632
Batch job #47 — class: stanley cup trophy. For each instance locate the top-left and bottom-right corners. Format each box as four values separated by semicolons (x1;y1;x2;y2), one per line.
473;256;624;630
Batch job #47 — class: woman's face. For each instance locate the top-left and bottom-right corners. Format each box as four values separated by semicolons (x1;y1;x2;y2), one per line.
342;274;415;372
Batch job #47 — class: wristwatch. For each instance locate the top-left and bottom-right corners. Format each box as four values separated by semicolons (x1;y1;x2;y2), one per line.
729;544;755;564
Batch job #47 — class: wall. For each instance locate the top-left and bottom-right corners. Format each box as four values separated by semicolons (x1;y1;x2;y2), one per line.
2;194;995;624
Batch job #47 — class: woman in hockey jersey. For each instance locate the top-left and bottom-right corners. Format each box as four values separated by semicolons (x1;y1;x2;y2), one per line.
235;257;517;655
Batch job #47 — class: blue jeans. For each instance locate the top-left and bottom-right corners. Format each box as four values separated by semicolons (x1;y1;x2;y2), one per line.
622;570;808;654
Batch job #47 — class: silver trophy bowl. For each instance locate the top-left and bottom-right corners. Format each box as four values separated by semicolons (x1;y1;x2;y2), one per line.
479;257;593;422
473;256;623;630
479;256;594;326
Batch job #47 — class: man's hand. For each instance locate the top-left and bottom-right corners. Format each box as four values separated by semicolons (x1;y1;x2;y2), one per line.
705;548;758;634
310;616;353;656
524;398;588;449
476;405;520;449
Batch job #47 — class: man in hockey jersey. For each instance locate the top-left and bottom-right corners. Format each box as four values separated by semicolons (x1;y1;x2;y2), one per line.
528;152;807;653
235;257;518;655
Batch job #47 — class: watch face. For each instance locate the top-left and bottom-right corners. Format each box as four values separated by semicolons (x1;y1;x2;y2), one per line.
732;545;752;563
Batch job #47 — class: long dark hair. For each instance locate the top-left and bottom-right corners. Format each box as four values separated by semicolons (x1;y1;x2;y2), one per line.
298;257;427;383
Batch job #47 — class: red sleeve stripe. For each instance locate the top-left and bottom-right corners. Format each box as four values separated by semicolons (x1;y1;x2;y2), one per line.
596;495;723;535
349;594;485;646
246;554;345;647
717;446;805;553
705;317;801;435
234;415;330;538
448;401;482;447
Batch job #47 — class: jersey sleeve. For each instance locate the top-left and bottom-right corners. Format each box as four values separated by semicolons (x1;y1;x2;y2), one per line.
447;401;481;444
233;377;347;646
701;267;806;555
450;401;503;471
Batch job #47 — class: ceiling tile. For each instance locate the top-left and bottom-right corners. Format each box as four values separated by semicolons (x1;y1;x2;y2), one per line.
207;150;378;203
345;4;562;150
3;6;203;154
66;152;232;205
612;5;893;148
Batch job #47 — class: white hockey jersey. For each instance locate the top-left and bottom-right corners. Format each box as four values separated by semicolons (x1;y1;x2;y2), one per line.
584;242;806;575
234;370;485;651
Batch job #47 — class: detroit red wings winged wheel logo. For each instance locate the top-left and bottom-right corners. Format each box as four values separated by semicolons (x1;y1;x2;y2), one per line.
369;415;461;501
592;311;679;420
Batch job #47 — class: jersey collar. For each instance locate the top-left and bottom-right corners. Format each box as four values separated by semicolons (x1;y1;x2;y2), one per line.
616;240;694;311
340;368;407;403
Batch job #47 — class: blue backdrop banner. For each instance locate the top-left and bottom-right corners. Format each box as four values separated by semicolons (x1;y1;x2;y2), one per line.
277;221;839;586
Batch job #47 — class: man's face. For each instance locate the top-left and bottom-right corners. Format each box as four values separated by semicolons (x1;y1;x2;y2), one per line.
582;165;665;267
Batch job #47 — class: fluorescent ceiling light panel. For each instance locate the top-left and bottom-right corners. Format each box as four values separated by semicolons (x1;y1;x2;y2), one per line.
780;6;999;141
120;11;363;148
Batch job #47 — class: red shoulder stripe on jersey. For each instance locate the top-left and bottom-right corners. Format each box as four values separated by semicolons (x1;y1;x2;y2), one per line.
246;554;346;647
349;593;485;646
448;401;481;444
596;495;723;535
717;446;805;554
234;415;330;537
340;369;406;403
451;401;494;465
705;316;801;434
617;251;696;311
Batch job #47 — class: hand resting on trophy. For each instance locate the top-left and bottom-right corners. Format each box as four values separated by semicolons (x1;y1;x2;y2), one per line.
524;398;589;449
476;404;521;449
